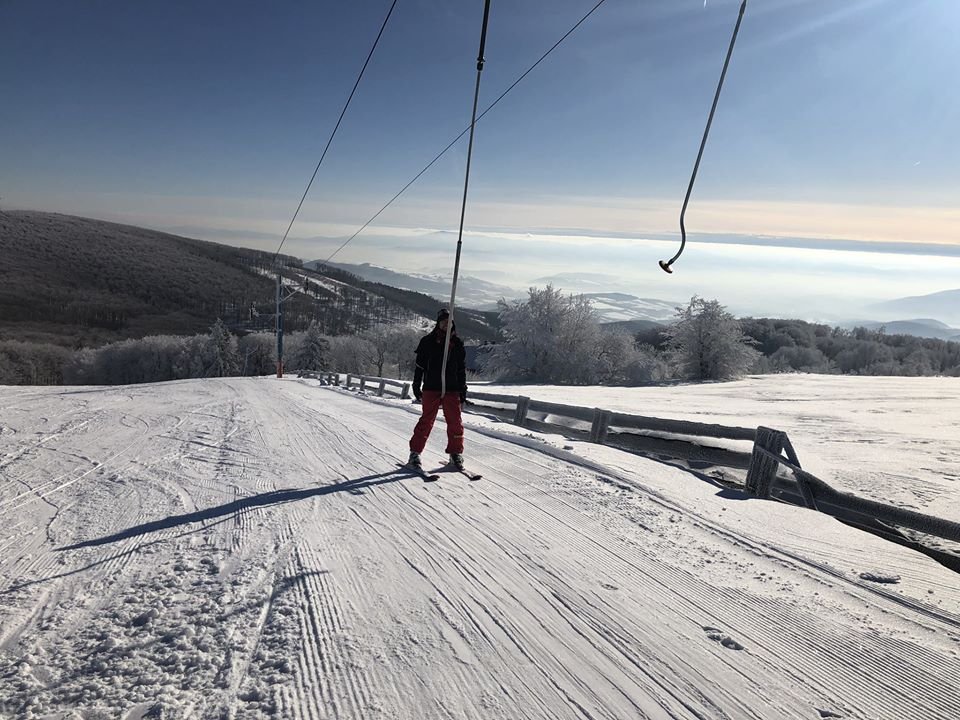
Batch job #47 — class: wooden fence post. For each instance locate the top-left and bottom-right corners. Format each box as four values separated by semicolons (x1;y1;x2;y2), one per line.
359;377;366;392
378;379;386;397
514;396;530;427
590;409;612;444
746;426;786;498
401;383;410;399
346;374;353;389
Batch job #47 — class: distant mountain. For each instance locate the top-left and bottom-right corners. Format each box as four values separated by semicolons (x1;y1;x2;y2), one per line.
600;319;666;334
583;293;678;324
306;261;516;310
869;289;960;326
841;318;960;341
529;273;680;323
532;272;623;292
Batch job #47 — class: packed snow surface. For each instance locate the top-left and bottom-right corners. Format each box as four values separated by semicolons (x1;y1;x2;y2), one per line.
1;377;958;719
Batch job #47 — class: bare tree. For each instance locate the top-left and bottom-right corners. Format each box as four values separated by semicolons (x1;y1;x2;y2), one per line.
362;323;393;377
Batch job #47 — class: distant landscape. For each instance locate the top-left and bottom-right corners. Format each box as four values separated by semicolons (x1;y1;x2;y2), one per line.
1;211;959;386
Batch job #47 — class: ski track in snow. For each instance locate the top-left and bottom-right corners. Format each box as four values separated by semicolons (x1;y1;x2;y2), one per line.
0;378;958;719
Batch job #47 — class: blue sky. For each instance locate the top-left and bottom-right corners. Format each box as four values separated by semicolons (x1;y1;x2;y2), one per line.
2;0;959;319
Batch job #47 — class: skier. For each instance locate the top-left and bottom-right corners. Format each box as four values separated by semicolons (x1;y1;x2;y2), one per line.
408;308;467;470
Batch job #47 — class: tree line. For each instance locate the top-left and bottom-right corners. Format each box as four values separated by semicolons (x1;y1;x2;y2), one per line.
0;319;426;386
482;287;960;384
3;285;960;387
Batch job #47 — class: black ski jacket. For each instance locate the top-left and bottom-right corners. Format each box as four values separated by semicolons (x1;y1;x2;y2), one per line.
413;328;467;395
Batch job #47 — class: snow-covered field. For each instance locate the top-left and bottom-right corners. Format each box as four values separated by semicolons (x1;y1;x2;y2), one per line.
484;375;960;523
1;377;959;719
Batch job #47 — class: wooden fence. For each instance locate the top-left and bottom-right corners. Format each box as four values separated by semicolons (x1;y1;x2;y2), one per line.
749;430;960;545
343;373;411;400
315;375;960;568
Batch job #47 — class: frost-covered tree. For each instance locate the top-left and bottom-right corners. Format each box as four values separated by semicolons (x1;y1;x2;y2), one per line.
205;318;240;377
664;296;759;381
385;325;422;379
362;324;393;377
62;335;202;385
622;345;671;385
289;321;330;373
327;335;376;375
0;341;70;385
595;330;636;385
237;332;276;376
486;285;599;384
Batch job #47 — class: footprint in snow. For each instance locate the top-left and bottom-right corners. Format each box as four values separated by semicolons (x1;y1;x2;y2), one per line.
600;582;619;592
858;572;900;584
818;710;843;719
702;625;744;651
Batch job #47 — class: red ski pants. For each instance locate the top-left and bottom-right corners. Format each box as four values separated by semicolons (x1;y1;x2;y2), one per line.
409;391;464;454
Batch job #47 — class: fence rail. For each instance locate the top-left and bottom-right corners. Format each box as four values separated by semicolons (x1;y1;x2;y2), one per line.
753;444;960;545
344;373;411;400
468;389;757;447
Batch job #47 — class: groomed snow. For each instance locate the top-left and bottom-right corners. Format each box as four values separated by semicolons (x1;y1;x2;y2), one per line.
1;377;958;719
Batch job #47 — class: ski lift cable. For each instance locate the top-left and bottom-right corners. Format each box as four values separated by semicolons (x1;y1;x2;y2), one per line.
441;0;492;399
319;0;610;268
272;0;400;264
659;0;747;274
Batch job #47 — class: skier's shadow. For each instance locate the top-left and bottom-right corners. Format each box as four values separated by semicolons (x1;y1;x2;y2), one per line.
56;469;414;551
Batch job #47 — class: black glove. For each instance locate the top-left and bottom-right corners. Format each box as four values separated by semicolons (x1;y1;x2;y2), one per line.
413;384;422;402
459;389;467;404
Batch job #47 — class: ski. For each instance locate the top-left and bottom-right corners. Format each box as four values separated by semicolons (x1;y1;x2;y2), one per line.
397;462;440;483
455;467;483;481
445;462;481;481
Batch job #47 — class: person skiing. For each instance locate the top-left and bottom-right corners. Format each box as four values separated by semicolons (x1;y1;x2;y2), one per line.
408;308;467;470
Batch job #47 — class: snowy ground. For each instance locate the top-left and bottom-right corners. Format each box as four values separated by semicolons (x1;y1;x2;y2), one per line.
1;377;958;719
483;375;960;523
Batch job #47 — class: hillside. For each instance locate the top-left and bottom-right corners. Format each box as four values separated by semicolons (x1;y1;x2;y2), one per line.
0;212;500;347
309;260;516;310
0;377;957;718
0;211;284;346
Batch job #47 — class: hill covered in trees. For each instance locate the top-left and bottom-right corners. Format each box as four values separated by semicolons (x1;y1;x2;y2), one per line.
0;211;498;348
0;211;290;346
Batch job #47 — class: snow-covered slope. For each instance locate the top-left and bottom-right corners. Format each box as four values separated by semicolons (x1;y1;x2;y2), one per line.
307;261;517;310
1;379;958;719
583;292;678;323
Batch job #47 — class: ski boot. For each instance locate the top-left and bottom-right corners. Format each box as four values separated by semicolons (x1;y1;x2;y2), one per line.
449;453;464;470
407;451;422;468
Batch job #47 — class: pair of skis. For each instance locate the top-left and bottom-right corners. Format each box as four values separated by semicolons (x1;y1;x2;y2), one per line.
397;460;482;483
